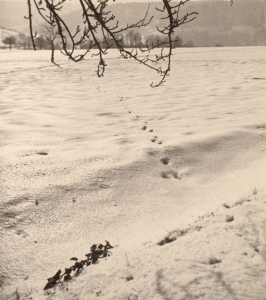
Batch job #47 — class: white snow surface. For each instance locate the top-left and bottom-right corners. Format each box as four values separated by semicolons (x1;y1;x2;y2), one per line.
0;47;266;300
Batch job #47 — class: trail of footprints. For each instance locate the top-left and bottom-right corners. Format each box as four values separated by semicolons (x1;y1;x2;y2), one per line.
119;96;182;180
141;125;162;144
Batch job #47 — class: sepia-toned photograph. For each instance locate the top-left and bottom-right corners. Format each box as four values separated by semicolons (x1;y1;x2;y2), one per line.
0;0;265;299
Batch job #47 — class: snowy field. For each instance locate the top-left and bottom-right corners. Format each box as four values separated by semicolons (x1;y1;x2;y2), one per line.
0;47;266;299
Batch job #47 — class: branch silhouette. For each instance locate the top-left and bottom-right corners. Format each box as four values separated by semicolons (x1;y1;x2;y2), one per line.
26;0;234;86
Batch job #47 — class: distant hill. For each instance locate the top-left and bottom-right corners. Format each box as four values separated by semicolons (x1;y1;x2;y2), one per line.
60;0;266;46
1;0;266;47
177;0;266;46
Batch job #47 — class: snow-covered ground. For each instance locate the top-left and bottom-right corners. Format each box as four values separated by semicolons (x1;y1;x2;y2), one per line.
0;47;266;300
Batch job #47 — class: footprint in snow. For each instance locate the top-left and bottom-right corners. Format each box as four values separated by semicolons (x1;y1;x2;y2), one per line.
37;152;48;156
161;170;181;180
160;157;170;165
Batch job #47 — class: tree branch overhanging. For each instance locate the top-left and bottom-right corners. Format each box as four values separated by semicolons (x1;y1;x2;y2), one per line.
26;0;233;87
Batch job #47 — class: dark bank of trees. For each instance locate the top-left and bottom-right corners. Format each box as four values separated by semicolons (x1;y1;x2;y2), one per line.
80;30;184;50
2;35;16;50
1;34;30;51
17;33;31;49
1;29;60;51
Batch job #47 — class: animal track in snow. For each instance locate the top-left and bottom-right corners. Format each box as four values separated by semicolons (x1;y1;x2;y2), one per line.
118;95;163;147
160;157;170;165
36;151;48;156
161;170;181;180
117;96;182;181
151;135;158;143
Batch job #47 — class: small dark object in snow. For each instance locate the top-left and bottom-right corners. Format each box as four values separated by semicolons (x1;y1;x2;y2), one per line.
225;215;234;222
44;269;61;291
209;258;221;265
157;236;176;246
37;152;48;155
126;275;134;281
43;241;113;291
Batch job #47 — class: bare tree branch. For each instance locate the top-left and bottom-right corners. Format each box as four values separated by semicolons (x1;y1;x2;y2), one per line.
25;0;37;50
26;0;233;86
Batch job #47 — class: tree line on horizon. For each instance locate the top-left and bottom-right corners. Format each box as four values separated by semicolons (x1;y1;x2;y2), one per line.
1;30;61;51
1;26;189;51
